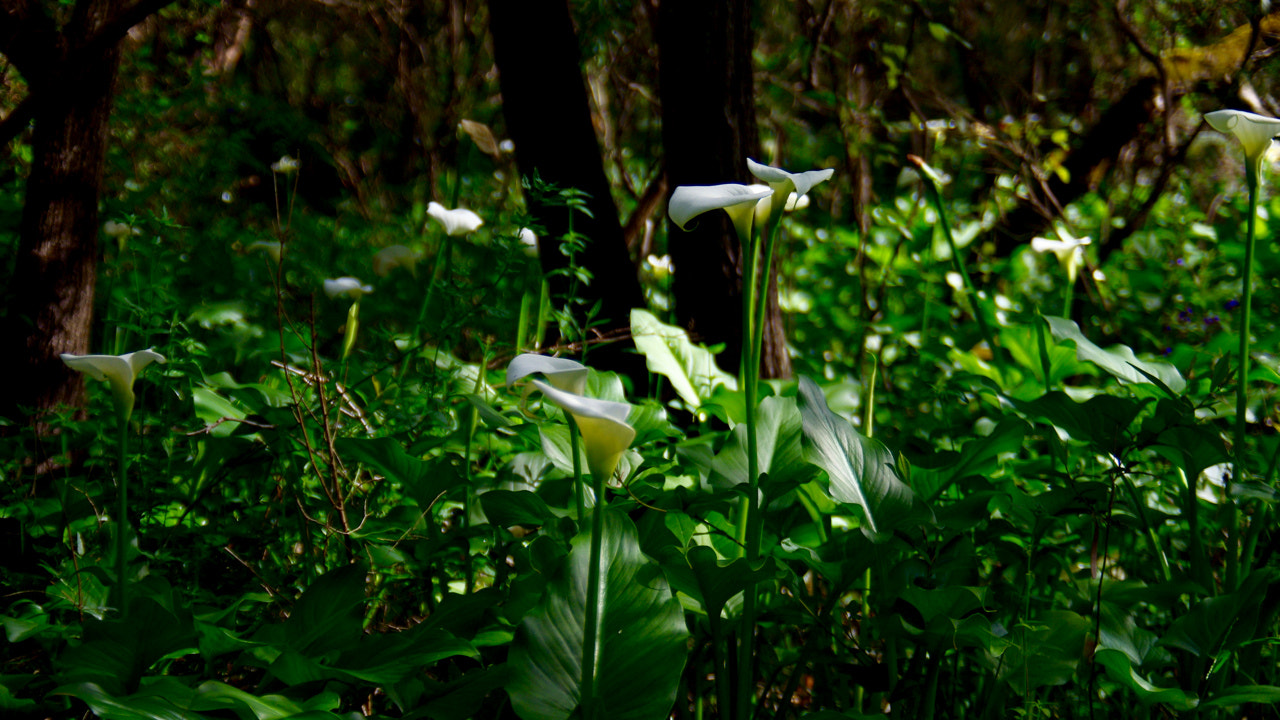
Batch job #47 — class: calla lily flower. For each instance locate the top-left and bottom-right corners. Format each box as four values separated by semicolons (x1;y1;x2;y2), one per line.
271;155;299;174
668;183;773;242
61;349;165;423
324;277;373;299
247;241;282;263
506;353;588;394
427;202;484;236
784;193;810;211
1205;109;1280;187
372;245;421;277
747;158;835;200
747;158;834;228
1031;229;1092;284
519;227;538;250
530;378;635;483
104;221;140;239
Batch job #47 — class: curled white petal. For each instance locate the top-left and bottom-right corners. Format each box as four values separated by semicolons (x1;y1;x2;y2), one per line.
1031;230;1091;283
747;158;835;198
428;202;484;236
507;353;589;394
1206;110;1280;161
519;228;538;248
668;184;772;231
531;378;635;483
61;348;166;422
324;277;373;299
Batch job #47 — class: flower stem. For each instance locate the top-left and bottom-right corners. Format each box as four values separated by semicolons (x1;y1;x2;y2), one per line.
736;218;767;720
917;171;1008;383
1228;179;1257;591
115;417;130;618
580;470;607;720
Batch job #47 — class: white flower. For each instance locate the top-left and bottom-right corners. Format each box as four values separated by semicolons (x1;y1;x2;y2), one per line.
668;183;773;242
427;202;484;236
784;193;810;211
61;349;165;423
646;254;673;281
1205;109;1280;187
1031;228;1092;284
531;378;635;483
519;227;538;249
103;221;140;239
747;158;835;199
506;353;588;395
372;245;421;277
247;241;282;263
271;155;299;174
323;277;373;299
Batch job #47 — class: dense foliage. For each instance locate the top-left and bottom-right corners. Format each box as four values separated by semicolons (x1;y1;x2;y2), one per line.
2;1;1280;719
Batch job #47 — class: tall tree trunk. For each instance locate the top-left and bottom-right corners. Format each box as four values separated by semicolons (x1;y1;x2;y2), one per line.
658;0;791;379
1;0;131;435
489;0;647;377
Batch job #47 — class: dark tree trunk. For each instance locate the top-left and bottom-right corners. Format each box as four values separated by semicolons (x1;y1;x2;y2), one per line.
1;0;135;433
658;0;791;379
489;0;647;376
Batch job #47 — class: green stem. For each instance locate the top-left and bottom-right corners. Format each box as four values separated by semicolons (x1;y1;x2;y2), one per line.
403;234;455;379
115;418;130;618
919;176;1008;383
570;422;584;524
735;218;763;720
1037;314;1054;393
581;471;606;720
1229;179;1257;591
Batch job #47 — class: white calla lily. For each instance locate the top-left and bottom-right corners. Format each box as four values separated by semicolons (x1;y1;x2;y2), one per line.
747;158;835;199
1205;109;1280;187
61;348;166;423
506;353;588;395
519;227;538;250
372;245;421;277
747;159;834;230
1031;229;1092;284
324;277;373;299
668;183;773;242
427;201;484;236
530;378;635;483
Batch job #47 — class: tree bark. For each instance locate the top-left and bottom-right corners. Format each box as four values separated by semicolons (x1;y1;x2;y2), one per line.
658;0;791;379
489;0;647;376
0;0;174;434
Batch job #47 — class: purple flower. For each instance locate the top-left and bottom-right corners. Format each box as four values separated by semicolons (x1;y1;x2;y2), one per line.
1226;299;1241;311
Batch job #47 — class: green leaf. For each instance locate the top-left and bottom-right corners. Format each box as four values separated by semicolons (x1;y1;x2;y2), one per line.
796;376;924;540
1160;569;1278;658
662;545;774;620
1092;649;1198;709
481;490;556;529
1202;685;1280;708
279;564;366;655
1044;316;1185;393
630;308;736;408
998;609;1091;694
507;510;689;720
710;395;813;493
337;437;464;509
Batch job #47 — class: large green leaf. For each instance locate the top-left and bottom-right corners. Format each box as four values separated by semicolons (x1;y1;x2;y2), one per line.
1044;316;1185;393
1092;649;1198;709
336;437;464;509
630;308;736;408
710;395;813;493
507;510;688;720
796;376;922;540
998;609;1091;694
662;545;774;621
